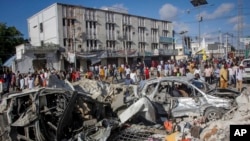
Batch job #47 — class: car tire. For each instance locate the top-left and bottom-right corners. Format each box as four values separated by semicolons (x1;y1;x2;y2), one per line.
204;108;222;122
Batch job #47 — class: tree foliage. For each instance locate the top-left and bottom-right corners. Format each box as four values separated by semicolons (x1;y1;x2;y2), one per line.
0;22;25;63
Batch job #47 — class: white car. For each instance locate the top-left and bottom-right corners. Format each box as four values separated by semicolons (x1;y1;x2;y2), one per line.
241;58;250;81
139;76;237;121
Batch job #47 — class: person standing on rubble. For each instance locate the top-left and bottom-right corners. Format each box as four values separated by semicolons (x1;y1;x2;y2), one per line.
109;66;115;83
139;75;146;91
28;75;34;90
19;74;24;91
124;74;133;87
144;67;150;79
219;64;228;89
236;64;244;92
99;66;105;81
118;65;124;80
130;69;138;84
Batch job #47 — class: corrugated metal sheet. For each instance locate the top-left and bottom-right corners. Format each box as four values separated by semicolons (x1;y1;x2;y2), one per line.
3;55;16;67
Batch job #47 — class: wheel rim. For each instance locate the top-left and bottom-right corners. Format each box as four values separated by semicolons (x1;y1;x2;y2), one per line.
207;112;219;121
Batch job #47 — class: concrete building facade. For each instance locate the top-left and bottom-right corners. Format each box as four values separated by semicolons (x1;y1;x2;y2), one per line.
27;3;175;71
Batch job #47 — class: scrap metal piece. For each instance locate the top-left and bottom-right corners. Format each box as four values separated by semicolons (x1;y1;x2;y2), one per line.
119;97;156;124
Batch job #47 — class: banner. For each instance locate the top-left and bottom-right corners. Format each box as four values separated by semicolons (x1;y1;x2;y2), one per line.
182;36;191;56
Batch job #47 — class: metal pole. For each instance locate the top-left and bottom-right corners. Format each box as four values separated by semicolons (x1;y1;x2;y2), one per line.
225;33;228;60
198;5;201;50
124;25;128;64
173;30;176;61
73;28;76;70
125;40;128;64
219;31;222;58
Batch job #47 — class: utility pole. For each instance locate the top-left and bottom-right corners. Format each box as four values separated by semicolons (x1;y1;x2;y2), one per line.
72;27;76;70
124;25;128;64
225;33;228;60
190;0;208;51
172;30;176;61
219;31;222;58
224;33;234;60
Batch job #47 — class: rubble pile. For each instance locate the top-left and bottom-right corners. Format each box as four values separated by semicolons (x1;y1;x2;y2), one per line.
198;88;250;141
72;79;250;141
1;75;249;141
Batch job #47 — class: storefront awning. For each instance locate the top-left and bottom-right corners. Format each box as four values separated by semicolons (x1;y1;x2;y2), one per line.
91;58;101;65
3;55;16;67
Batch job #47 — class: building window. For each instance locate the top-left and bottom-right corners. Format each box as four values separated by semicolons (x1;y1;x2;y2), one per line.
138;27;145;42
63;18;66;26
151;29;158;43
123;15;131;25
162;30;168;37
87;40;97;51
106;12;114;23
139;42;146;52
106;40;116;50
63;38;67;46
41;40;44;46
40;23;43;33
151;43;158;50
138;18;145;27
85;9;96;21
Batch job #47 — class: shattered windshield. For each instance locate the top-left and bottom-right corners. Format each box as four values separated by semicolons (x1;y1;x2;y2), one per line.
189;79;211;92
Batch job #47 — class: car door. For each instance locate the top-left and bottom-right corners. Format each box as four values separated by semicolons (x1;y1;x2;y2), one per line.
171;81;205;118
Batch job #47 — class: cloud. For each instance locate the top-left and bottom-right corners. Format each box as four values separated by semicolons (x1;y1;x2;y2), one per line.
158;4;191;35
100;4;128;13
199;3;234;20
228;16;247;31
172;21;189;33
159;4;178;20
233;22;246;31
228;16;244;23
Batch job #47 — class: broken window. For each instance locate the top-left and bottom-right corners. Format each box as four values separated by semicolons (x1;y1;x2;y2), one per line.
145;82;157;95
171;82;191;97
158;80;172;94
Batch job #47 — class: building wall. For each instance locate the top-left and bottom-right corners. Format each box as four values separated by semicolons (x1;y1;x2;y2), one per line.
16;44;26;60
28;3;173;53
15;50;60;74
28;4;59;46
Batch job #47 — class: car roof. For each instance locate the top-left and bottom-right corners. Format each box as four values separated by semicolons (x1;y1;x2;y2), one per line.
145;76;192;84
4;87;70;99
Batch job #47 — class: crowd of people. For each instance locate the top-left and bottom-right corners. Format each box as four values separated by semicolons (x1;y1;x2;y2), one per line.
1;56;246;94
79;56;245;93
1;69;68;92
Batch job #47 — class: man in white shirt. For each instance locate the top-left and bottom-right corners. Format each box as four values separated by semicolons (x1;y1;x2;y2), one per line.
228;65;234;85
236;64;244;92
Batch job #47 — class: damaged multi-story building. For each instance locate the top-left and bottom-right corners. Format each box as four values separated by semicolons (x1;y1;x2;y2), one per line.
15;2;175;73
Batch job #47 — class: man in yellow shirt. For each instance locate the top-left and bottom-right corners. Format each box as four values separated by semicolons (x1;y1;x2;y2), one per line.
99;66;105;80
219;64;228;88
118;66;124;80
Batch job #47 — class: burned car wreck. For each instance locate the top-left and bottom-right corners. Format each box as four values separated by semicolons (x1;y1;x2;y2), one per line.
138;76;238;121
0;75;242;141
0;86;167;141
0;88;111;141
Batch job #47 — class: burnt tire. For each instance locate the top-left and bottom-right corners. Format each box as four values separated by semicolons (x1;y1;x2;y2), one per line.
204;108;222;122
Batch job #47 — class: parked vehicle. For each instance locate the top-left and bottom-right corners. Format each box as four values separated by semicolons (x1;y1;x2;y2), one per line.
138;76;238;121
240;58;250;82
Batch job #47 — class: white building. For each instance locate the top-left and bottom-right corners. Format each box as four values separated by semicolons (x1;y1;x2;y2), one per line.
27;3;175;71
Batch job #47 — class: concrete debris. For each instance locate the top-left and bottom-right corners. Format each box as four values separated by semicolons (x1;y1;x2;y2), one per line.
58;79;250;141
199;88;250;141
1;76;250;141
